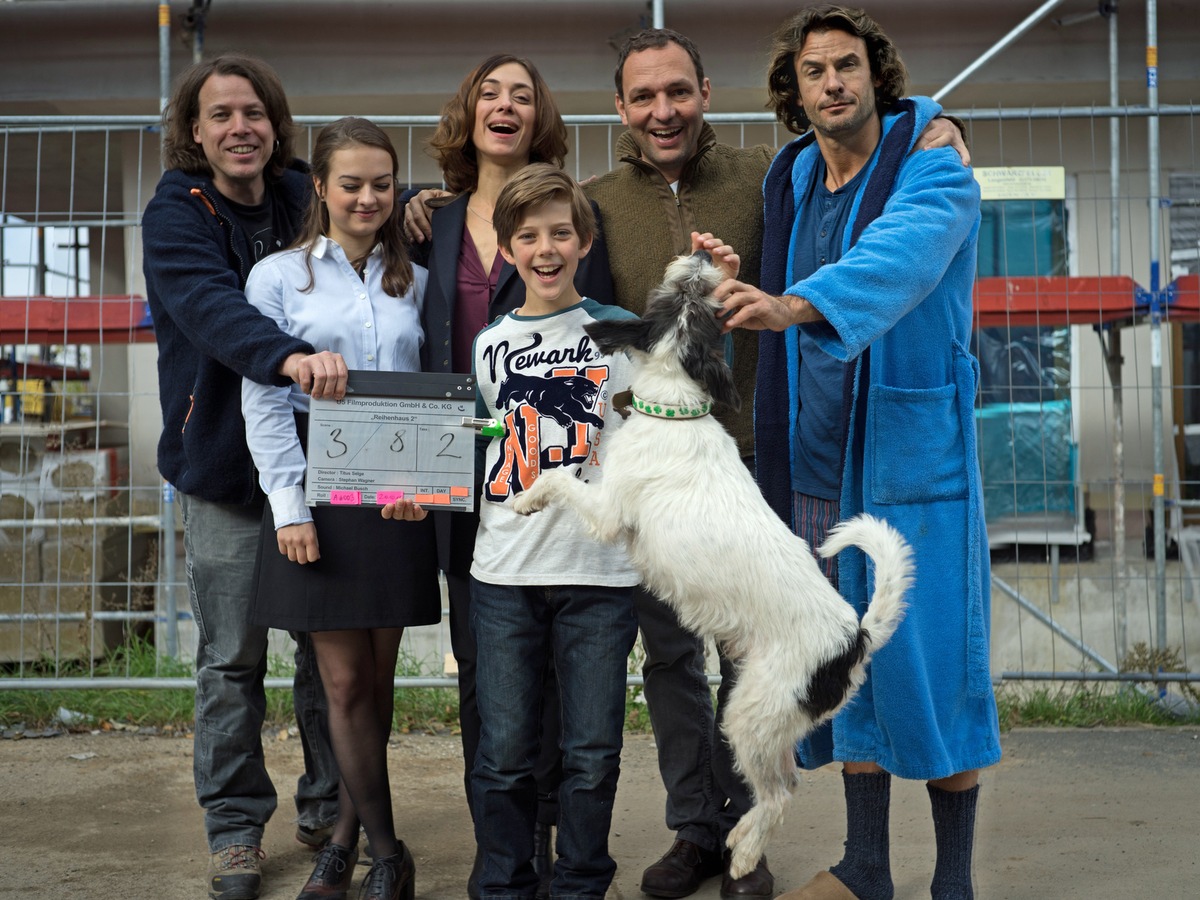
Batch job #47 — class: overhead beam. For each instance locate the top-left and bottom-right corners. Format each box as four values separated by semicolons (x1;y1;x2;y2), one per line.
933;0;1068;102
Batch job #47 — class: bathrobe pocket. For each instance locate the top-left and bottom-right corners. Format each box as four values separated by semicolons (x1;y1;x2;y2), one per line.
867;382;968;505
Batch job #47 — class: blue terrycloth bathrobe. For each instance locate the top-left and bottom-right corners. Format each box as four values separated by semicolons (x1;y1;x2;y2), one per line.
755;98;1001;780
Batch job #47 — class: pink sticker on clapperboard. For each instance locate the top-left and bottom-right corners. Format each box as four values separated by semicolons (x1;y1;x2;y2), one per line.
376;491;406;505
329;490;362;505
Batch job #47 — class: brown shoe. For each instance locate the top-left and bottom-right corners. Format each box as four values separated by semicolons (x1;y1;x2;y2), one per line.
777;870;858;899
208;844;265;900
721;854;774;899
297;843;358;900
640;839;724;898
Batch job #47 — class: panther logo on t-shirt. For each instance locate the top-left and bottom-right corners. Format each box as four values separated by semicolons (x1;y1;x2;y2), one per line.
480;332;611;500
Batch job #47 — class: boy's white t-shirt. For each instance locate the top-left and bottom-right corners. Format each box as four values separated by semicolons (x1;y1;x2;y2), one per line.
470;298;640;587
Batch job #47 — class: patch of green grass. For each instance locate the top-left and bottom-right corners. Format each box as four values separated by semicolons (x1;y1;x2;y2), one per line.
392;650;460;734
0;635;197;730
995;682;1200;729
0;637;460;733
6;636;1197;734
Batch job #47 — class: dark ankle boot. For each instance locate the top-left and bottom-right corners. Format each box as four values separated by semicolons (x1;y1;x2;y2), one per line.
532;822;554;900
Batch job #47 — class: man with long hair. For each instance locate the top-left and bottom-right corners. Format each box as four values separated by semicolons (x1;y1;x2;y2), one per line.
719;7;1000;898
142;54;347;900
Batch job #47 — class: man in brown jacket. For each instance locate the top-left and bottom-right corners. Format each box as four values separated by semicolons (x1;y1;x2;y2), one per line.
584;29;775;900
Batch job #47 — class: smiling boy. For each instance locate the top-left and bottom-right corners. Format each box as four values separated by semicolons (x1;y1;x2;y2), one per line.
467;164;639;899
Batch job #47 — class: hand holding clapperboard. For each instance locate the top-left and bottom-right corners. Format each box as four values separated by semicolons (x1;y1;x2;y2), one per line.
305;370;496;511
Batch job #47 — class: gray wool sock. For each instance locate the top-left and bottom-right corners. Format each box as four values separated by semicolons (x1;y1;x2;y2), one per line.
927;782;979;900
829;771;894;900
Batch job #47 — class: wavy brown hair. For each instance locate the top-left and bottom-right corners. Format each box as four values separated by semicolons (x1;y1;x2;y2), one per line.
161;54;296;178
427;54;568;195
766;5;908;136
293;117;413;297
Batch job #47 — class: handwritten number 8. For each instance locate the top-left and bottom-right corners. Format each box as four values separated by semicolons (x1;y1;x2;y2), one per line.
390;431;406;452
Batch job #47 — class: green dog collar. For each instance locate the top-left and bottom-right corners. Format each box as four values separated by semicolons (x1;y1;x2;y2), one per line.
630;392;713;419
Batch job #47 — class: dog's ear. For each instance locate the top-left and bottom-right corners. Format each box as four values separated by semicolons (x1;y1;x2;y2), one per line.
584;317;654;356
683;346;742;413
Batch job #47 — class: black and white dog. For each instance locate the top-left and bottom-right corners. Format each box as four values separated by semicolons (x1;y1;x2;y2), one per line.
512;250;914;877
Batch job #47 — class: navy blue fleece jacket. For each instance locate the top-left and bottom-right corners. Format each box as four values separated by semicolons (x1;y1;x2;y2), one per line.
142;162;314;503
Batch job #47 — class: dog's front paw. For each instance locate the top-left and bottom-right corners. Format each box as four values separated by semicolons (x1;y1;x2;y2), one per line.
508;494;542;513
511;488;546;516
511;469;574;516
725;820;761;880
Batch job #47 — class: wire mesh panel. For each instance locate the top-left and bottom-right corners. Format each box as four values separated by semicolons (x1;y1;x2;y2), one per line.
1;108;1199;692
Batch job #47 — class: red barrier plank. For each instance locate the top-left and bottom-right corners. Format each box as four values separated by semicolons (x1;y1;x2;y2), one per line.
972;276;1141;328
1;296;154;344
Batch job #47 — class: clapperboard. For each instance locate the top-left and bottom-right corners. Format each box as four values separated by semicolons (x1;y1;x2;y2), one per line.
305;370;492;511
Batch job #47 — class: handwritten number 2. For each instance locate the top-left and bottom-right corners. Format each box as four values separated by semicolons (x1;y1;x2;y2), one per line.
325;428;348;459
437;432;461;459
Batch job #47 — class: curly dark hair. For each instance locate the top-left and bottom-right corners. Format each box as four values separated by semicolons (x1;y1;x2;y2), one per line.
427;54;568;195
161;54;296;178
766;5;908;136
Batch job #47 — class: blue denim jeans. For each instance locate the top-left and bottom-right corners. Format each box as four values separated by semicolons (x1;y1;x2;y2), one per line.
634;587;751;853
470;578;637;900
180;494;338;850
447;570;563;828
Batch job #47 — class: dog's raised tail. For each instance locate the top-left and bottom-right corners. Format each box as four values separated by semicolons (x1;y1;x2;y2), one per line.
818;513;912;651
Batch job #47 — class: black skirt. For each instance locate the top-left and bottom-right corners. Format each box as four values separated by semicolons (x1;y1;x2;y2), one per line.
249;501;441;632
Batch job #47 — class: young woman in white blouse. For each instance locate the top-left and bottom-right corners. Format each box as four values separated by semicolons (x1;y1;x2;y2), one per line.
242;116;436;900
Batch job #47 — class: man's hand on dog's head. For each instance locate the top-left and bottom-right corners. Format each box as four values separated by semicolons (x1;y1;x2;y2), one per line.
716;282;826;334
691;232;740;280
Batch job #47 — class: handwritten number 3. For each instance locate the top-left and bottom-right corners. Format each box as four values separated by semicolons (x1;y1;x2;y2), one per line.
326;428;348;459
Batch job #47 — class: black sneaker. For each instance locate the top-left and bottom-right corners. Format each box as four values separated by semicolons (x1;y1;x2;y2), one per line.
358;843;415;900
297;843;359;900
208;844;265;900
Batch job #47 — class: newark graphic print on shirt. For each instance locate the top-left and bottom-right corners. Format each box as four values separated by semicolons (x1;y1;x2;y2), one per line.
479;331;612;501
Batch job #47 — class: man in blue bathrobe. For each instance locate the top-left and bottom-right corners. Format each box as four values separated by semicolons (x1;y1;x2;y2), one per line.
718;7;1002;899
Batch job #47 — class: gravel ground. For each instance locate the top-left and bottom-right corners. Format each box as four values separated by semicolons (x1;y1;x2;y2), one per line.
1;726;1197;899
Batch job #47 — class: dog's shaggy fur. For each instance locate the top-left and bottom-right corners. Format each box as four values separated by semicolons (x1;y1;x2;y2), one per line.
512;251;914;877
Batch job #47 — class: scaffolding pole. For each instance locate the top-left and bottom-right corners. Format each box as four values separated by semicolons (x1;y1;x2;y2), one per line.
1146;0;1167;652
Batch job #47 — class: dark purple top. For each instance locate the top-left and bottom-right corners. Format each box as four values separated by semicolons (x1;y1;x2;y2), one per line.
453;228;503;373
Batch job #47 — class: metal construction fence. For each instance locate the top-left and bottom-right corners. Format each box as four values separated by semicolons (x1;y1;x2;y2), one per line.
2;104;1200;694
